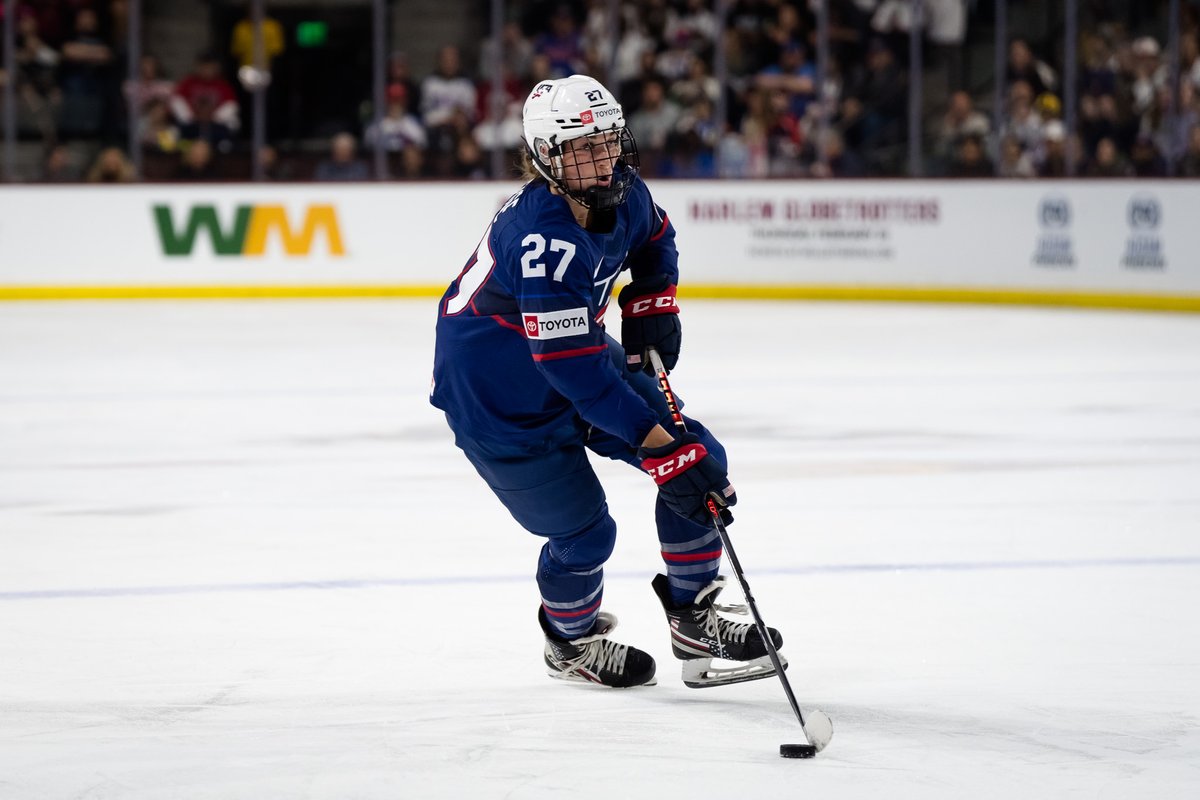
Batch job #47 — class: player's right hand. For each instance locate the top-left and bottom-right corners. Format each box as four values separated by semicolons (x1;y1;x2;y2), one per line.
638;433;736;526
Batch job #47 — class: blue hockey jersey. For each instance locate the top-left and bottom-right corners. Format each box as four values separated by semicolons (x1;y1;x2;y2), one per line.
431;176;678;451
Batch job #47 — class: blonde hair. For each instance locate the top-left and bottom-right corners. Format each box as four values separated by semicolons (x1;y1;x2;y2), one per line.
519;149;542;182
519;149;557;193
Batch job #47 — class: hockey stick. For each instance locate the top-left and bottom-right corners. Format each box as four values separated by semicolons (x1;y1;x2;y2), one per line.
647;348;834;757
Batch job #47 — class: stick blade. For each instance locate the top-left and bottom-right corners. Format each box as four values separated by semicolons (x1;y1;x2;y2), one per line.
804;709;834;752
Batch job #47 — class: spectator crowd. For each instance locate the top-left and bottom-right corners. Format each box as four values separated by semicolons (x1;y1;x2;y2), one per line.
3;0;1200;181
938;24;1200;178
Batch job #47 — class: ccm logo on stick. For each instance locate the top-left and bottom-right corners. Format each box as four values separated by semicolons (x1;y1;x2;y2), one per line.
523;307;590;340
643;444;707;484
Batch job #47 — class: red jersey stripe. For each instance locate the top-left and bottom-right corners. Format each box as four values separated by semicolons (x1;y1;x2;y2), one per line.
649;212;670;242
491;315;525;333
531;344;608;362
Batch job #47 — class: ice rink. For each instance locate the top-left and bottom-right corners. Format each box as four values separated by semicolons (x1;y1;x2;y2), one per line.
2;299;1198;799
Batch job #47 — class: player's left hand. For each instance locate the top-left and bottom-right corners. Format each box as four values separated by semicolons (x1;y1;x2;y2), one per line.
619;274;681;374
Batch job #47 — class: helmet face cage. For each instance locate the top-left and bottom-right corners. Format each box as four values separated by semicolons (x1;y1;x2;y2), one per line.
537;127;640;211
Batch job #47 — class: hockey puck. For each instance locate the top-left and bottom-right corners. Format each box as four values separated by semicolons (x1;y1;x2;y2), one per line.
779;743;817;759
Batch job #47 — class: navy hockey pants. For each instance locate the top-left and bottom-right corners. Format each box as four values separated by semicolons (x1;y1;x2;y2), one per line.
452;336;728;640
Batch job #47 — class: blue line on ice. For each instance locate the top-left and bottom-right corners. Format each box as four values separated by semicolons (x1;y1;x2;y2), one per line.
2;555;1198;601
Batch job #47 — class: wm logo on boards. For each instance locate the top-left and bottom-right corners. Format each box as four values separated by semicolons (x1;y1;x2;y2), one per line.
153;204;346;257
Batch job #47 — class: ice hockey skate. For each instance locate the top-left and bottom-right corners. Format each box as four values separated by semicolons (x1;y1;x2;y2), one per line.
539;607;657;688
652;573;787;688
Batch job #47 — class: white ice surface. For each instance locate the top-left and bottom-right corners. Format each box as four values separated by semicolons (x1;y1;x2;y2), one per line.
1;300;1198;799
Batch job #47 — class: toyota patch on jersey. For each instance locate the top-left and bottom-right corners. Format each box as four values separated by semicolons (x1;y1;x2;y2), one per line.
522;308;590;340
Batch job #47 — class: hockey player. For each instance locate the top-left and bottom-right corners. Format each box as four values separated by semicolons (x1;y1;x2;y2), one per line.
430;75;783;688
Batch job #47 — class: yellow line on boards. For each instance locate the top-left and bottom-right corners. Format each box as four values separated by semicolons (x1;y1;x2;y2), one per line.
1;284;1199;312
679;284;1200;313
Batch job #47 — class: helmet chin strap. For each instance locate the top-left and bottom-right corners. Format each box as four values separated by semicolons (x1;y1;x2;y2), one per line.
578;162;631;211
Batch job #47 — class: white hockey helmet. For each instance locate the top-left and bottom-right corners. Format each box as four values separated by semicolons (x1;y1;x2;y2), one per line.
523;74;640;210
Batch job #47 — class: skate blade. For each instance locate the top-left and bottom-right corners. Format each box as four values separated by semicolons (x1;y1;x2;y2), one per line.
680;654;787;689
546;668;658;688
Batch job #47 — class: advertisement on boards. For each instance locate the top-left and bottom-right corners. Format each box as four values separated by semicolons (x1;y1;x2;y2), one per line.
0;181;1195;305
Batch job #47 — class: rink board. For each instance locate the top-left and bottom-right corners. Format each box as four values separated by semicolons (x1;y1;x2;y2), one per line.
0;180;1197;310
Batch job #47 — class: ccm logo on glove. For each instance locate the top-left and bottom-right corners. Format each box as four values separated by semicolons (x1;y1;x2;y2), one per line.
619;276;682;373
626;294;679;317
638;433;736;525
642;441;706;483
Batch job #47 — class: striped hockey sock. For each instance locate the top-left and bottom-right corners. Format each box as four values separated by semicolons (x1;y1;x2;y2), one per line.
657;501;723;606
540;580;603;639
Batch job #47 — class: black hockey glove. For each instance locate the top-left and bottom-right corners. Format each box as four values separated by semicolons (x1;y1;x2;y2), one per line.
639;433;737;526
618;274;681;374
